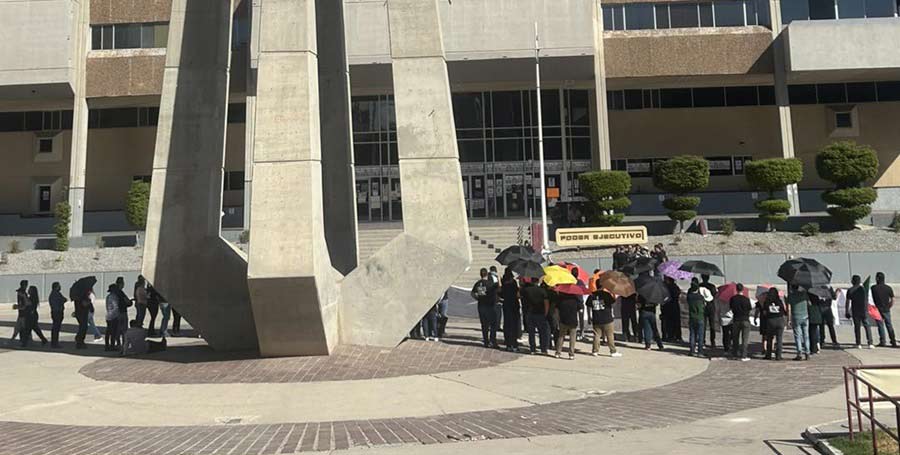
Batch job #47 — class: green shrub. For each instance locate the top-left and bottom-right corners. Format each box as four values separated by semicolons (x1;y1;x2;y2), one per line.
816;141;879;228
816;141;879;186
720;218;736;236
822;187;877;207
662;197;701;211
653;156;709;232
827;205;872;226
800;222;820;237
126;180;150;231
578;170;632;226
53;201;71;252
239;230;251;244
755;199;792;214
745;158;803;231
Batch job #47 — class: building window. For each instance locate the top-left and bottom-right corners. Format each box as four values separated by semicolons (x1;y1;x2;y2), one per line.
817;83;848;104
91;23;169;50
788;85;818;104
692;87;726;107
608;85;777;110
834;111;853;128
603;1;769;31
225;171;245;191
38;138;53;154
783;0;898;22
847;82;877;102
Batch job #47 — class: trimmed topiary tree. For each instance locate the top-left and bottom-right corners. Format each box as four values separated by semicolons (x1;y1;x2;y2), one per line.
579;170;631;226
816;141;879;229
653;155;710;232
744;158;803;231
126;180;151;243
54;201;71;252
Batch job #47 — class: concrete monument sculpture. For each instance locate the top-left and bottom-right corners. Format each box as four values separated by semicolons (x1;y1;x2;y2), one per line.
142;0;471;356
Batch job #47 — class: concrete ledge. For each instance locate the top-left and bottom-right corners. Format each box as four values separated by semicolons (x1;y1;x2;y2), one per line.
803;423;847;455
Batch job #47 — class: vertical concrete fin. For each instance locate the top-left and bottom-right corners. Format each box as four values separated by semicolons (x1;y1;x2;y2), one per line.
247;0;341;357
340;0;472;348
142;0;259;352
67;0;90;237
317;0;359;275
591;0;612;171
769;0;801;215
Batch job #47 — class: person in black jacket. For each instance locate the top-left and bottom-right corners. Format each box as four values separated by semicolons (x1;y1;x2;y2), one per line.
729;284;752;361
620;293;640;343
27;286;48;346
700;275;718;349
471;268;499;348
662;277;683;342
14;281;31;347
846;275;874;348
591;286;621;357
48;282;67;348
146;285;161;337
500;269;521;351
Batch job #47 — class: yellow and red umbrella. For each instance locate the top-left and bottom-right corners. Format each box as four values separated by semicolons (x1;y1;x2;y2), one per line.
542;265;578;287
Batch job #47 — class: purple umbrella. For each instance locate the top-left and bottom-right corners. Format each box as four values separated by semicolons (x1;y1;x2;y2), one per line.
658;261;693;281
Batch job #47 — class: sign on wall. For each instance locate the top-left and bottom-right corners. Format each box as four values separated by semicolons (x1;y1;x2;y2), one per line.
555;226;648;247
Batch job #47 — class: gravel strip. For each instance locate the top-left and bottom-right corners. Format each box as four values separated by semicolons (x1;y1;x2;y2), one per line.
2;229;899;275
554;227;900;259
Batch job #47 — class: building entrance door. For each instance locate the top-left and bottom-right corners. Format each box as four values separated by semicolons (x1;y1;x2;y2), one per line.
469;175;486;218
504;174;525;217
37;185;51;213
369;178;383;221
389;177;402;221
356;180;370;221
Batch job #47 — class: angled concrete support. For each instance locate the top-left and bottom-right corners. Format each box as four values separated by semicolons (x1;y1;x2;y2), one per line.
340;0;471;347
769;0;801;215
247;0;341;356
142;0;258;351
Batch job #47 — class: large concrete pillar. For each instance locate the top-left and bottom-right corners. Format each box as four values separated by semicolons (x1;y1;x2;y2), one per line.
67;0;90;237
247;0;342;356
769;0;801;215
591;0;612;170
142;0;258;351
316;0;359;275
340;0;472;347
243;93;256;231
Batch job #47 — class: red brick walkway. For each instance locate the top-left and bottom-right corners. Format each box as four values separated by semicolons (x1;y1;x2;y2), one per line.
0;349;856;455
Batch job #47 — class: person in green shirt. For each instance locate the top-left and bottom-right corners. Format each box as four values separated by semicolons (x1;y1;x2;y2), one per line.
786;284;810;361
687;278;709;357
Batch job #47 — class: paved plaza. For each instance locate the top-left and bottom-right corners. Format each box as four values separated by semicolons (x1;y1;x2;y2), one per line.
0;295;897;454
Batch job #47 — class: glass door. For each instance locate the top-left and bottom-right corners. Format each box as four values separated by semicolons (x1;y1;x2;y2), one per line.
470;175;486;218
389;177;402;221
370;178;383;221
356;180;370;221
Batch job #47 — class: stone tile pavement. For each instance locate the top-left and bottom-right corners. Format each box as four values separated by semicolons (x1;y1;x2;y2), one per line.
0;348;857;455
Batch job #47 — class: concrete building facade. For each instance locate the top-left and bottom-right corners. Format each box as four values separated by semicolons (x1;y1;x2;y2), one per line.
2;0;900;235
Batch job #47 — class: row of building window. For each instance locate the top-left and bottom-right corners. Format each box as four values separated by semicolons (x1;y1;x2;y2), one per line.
134;171;245;191
0;104;247;133
781;0;900;23
612;156;753;178
608;85;776;110
788;81;900;104
91;23;169;50
602;0;771;31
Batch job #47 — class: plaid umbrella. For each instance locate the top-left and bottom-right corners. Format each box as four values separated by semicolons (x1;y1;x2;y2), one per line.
658;260;694;281
777;258;832;288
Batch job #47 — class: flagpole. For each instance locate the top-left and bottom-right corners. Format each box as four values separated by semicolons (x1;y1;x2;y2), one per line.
535;22;550;258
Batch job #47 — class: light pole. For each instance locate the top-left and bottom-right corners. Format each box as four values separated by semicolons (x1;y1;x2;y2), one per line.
534;22;550;258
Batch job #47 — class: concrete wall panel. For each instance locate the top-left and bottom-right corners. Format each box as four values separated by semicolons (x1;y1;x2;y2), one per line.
0;0;74;87
91;0;173;25
786;18;900;73
722;254;788;285
86;54;166;98
604;28;773;79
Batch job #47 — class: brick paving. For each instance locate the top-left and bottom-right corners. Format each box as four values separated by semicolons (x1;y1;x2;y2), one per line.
0;348;857;454
79;338;520;384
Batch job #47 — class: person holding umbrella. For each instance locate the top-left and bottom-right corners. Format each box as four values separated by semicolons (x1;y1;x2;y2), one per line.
636;274;666;351
70;276;97;349
590;284;621;357
786;284;811;361
662;277;683;342
521;279;551;355
554;288;581;360
500;268;521;352
687;278;707;357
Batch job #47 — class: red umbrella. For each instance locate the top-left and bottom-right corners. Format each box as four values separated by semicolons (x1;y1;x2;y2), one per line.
717;282;749;302
556;262;589;287
554;283;592;296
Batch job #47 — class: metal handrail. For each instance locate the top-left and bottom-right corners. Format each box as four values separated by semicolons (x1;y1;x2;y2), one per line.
843;365;900;455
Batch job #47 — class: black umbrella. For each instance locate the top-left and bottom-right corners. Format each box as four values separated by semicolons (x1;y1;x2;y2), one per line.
636;277;669;304
621;257;658;276
69;276;97;301
807;286;835;301
495;245;543;265
778;258;832;289
508;259;545;279
679;260;724;277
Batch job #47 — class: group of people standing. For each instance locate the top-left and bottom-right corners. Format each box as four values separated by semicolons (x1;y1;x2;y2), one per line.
466;256;897;362
12;275;176;354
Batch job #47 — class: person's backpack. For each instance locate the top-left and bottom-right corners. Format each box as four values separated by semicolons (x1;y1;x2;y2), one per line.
474;281;488;298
